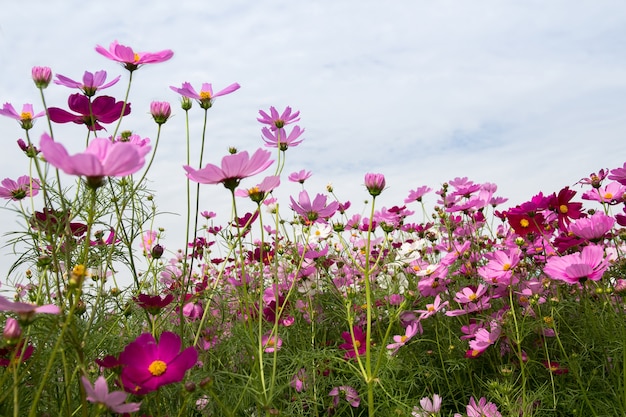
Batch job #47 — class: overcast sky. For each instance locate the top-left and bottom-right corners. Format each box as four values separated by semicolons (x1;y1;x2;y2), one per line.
1;0;626;280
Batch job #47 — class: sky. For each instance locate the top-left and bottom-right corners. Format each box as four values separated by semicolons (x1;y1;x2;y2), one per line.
1;0;626;280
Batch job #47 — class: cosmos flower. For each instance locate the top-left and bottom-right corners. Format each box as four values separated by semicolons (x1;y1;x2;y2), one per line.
0;176;40;201
288;169;312;184
364;173;386;197
386;322;420;354
234;175;280;203
81;376;141;414
183;149;273;190
31;66;52;89
412;394;442;417
261;332;283;353
257;106;300;131
465;396;502;417
54;70;120;97
118;332;197;395
0;295;60;318
39;133;148;188
290;190;339;223
339;326;366;359
261;126;304;150
95;40;173;72
0;103;45;130
543;244;609;284
47;93;130;131
568;212;614;241
329;385;360;408
170;82;240;109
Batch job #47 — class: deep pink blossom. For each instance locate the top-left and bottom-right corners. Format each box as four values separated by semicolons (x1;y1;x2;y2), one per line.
118;331;197;395
0;103;45;130
257;106;300;131
96;40;173;71
54;70;120;96
339;326;366;359
81;376;141;414
0;176;40;201
39;133;148;187
170;82;240;109
543;244;609;284
261;332;283;353
364;173;386;197
47;93;130;131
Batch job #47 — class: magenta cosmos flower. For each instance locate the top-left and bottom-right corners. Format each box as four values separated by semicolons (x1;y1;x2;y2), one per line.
170;82;240;109
0;176;40;201
81;376;141;414
339;326;366;359
54;70;120;97
95;40;173;72
39;133;148;188
543;244;610;284
257;106;300;131
48;93;130;131
290;190;339;223
119;331;197;395
0;103;45;130
183;148;273;191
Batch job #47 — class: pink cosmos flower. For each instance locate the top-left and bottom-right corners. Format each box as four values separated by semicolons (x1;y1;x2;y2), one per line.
468;323;502;355
261;332;283;353
170;82;240;109
48;93;130;131
54;70;120;97
39;133;148;187
543;244;609;284
184;149;273;190
329;385;360;408
0;295;60;318
290;190;339;223
386;323;420;354
118;331;197;395
568;212;614;241
339;326;366;359
257;106;300;131
81;376;141;414
290;368;308;392
609;162;626;185
234;175;280;203
466;396;502;417
0;103;45;130
95;40;173;71
0;176;40;201
415;294;449;320
405;185;433;203
288;169;312;184
261;126;305;150
478;248;521;286
582;181;626;204
3;317;22;341
412;394;442;417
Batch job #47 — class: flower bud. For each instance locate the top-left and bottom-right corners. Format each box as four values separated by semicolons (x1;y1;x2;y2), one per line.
151;244;164;259
3;318;22;343
181;96;193;111
150;101;171;125
32;66;52;89
364;173;386;197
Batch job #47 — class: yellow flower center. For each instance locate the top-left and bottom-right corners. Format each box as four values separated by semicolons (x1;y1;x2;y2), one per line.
354;340;361;348
20;112;32;121
603;193;613;200
133;53;141;63
520;218;530;228
559;204;568;214
200;91;212;100
148;360;167;376
502;263;511;271
469;293;477;301
400;335;408;343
